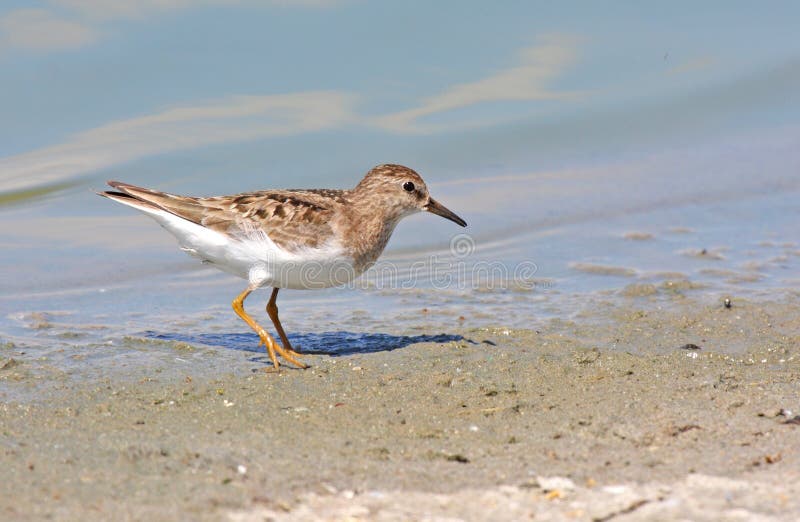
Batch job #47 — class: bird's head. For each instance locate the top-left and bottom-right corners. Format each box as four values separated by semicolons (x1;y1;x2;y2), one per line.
354;164;467;227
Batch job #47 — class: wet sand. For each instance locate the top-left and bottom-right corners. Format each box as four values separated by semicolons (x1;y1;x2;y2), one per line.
2;294;799;520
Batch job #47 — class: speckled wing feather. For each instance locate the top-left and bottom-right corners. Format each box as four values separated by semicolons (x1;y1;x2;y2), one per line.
106;182;342;252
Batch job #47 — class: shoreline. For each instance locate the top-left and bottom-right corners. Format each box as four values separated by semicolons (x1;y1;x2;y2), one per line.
2;295;799;520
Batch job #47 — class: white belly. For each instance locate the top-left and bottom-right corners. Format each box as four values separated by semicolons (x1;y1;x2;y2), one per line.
143;206;359;289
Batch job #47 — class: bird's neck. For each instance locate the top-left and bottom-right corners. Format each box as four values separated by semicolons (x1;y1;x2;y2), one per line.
342;192;403;273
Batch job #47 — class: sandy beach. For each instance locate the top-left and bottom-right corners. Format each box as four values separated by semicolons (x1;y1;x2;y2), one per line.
3;292;799;520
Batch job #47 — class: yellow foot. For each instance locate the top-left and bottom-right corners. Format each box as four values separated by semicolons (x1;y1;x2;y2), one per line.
257;332;307;369
284;346;303;359
256;335;279;369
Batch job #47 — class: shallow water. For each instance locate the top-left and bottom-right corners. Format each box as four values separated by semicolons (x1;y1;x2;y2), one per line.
1;123;800;394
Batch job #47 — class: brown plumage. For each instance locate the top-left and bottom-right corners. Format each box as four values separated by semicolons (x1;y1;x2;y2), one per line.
105;182;340;252
99;164;467;370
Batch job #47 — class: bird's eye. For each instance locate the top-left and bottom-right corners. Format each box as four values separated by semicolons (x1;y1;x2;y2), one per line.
403;181;415;192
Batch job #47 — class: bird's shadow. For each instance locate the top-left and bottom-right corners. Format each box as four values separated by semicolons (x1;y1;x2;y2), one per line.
145;330;467;361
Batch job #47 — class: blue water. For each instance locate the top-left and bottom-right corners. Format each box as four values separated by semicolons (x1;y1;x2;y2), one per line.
1;111;799;403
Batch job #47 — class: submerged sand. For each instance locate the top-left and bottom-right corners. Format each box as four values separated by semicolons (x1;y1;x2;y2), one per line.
2;295;800;520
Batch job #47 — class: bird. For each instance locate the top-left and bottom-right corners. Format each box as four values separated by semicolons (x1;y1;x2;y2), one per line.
99;164;467;370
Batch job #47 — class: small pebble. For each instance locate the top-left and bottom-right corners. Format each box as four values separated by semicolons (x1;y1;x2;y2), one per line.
603;485;632;495
724;298;732;309
536;476;576;492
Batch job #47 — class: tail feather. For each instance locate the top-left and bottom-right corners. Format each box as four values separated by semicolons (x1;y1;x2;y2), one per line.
98;189;163;212
101;181;207;225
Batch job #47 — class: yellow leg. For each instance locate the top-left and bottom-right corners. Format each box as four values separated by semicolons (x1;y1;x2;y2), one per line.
266;288;302;357
232;287;307;369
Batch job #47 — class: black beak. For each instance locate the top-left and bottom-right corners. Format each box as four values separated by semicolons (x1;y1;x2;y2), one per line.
425;197;467;227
